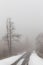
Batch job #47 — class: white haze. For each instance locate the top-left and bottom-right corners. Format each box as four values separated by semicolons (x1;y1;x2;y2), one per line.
0;0;43;40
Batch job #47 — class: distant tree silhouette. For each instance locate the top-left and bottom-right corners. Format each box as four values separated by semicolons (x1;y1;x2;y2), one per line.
3;18;21;56
35;33;43;58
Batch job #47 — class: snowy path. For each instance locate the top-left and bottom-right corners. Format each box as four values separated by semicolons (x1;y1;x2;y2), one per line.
0;52;43;65
12;52;32;65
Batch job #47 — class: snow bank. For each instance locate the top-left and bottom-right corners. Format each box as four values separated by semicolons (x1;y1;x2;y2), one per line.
29;51;43;65
0;52;25;65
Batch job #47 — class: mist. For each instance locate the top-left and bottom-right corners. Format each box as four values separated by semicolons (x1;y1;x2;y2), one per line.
0;0;43;40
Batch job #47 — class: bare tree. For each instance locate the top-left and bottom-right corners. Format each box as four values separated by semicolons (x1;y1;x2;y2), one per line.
3;18;21;56
35;33;43;58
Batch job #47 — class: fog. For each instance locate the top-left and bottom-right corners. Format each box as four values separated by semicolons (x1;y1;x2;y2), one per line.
0;0;43;65
0;0;43;40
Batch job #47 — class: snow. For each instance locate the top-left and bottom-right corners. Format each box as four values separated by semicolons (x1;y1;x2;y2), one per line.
0;52;25;65
29;51;43;65
0;52;43;65
17;59;24;65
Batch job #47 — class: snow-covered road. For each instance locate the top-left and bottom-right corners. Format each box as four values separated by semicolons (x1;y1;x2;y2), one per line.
0;52;43;65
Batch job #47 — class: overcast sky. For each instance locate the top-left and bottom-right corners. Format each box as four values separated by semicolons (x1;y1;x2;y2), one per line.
0;0;43;40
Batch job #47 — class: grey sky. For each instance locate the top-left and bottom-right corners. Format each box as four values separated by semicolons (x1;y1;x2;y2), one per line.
0;0;43;40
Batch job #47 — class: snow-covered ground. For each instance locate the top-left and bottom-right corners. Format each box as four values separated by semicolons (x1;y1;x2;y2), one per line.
0;51;43;65
29;51;43;65
0;53;25;65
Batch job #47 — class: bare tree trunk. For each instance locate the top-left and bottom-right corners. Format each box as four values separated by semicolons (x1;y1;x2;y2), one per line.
9;21;12;55
6;19;9;55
